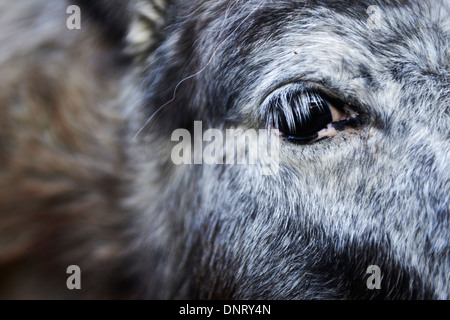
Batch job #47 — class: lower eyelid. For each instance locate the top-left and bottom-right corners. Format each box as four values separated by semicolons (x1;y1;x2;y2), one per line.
314;117;361;141
316;124;339;140
283;132;319;144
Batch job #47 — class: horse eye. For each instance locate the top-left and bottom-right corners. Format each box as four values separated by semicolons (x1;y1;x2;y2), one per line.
265;84;352;144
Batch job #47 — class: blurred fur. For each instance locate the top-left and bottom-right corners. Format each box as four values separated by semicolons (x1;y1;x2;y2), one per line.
0;0;448;299
0;0;134;299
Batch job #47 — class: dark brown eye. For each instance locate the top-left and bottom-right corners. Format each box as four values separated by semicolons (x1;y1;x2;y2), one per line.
265;84;351;144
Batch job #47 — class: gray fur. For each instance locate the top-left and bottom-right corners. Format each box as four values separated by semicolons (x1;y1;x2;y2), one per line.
0;0;448;299
125;0;449;299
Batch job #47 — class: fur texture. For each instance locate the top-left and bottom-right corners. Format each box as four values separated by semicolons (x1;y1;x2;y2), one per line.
0;0;448;299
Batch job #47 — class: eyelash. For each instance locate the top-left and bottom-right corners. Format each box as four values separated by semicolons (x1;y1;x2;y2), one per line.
269;90;330;129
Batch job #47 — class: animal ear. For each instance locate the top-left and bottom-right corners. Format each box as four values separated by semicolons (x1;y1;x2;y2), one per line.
126;0;170;55
73;0;169;51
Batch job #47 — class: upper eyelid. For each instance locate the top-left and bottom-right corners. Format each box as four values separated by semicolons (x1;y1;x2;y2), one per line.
262;82;335;113
260;80;365;120
261;81;336;107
